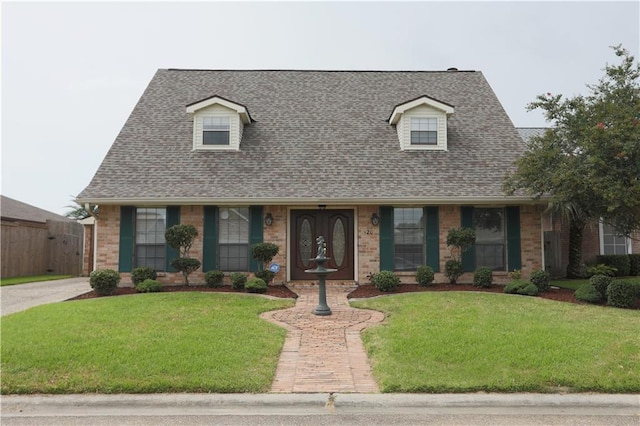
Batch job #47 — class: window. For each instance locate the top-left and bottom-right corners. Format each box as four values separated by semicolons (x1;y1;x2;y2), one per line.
203;116;230;145
602;223;630;255
219;207;249;271
394;208;424;271
135;208;166;271
410;117;437;145
475;208;505;271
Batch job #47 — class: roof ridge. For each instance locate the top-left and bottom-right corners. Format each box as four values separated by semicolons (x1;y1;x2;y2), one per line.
164;68;477;73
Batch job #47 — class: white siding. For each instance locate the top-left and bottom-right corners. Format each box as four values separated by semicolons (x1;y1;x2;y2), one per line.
193;104;244;151
398;105;448;151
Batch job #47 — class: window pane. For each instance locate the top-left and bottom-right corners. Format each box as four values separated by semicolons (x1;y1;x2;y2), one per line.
411;131;437;144
203;116;230;130
135;208;166;271
602;223;629;255
219;208;249;271
203;131;230;145
475;208;505;271
394;208;424;271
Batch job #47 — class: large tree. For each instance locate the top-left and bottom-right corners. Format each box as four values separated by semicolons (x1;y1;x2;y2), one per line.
504;45;640;277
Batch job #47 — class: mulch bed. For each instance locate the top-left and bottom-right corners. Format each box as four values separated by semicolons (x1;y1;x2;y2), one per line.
67;284;298;301
69;282;637;309
347;283;579;303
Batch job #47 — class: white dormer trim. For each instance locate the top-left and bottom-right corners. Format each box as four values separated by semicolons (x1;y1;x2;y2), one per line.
186;96;252;151
388;95;454;125
389;96;455;151
186;95;252;124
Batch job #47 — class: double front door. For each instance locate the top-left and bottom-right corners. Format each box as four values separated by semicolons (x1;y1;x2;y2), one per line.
290;209;354;280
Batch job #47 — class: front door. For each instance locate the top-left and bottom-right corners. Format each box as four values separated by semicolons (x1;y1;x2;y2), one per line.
291;209;354;280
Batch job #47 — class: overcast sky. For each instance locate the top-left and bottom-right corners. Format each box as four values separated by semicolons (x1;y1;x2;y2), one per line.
2;1;638;215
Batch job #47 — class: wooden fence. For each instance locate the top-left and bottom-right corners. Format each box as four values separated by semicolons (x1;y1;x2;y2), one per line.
1;219;83;278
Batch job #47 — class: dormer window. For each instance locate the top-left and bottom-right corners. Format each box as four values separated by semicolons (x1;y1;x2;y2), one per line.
203;116;230;145
410;117;437;145
388;95;454;151
186;95;253;151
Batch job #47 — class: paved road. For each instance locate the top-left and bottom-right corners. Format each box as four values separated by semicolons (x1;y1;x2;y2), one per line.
2;393;639;425
0;277;90;316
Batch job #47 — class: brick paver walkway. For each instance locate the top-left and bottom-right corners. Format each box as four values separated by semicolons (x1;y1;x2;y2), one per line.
261;284;384;393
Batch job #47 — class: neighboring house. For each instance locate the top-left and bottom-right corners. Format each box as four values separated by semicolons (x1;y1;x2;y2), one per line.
517;128;640;277
77;69;548;285
1;195;83;278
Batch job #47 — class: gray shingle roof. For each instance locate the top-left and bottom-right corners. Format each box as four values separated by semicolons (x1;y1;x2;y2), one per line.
1;195;70;223
517;127;549;144
78;70;529;205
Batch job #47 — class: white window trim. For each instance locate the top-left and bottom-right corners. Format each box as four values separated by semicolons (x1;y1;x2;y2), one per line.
599;221;632;255
192;112;241;151
389;96;454;152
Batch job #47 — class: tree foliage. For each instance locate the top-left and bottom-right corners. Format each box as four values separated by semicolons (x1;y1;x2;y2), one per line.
165;224;200;285
504;45;640;276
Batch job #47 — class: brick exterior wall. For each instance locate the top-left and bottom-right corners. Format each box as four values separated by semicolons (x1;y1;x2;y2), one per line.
96;203;545;287
263;206;287;284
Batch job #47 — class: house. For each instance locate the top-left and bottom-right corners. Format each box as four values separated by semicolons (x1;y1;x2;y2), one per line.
77;69;548;286
517;128;640;277
1;195;83;278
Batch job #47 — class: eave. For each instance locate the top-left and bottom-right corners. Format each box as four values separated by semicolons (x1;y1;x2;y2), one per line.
185;95;253;124
388;95;455;125
76;195;549;207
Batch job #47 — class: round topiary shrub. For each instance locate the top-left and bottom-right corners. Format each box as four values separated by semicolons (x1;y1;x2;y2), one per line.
131;266;157;285
606;280;636;309
574;284;603;304
416;265;435;286
473;267;493;288
135;279;162;293
444;260;464;284
245;277;268;293
230;272;247;290
90;269;121;296
529;269;550;293
372;270;400;292
204;270;225;288
589;274;613;301
518;282;539;296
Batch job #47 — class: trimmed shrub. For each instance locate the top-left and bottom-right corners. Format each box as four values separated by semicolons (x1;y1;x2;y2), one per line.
255;270;276;284
131;266;157;285
504;280;538;296
416;265;435;286
574;284;603;304
606;280;637;309
444;260;464;284
136;279;162;293
589;274;613;300
89;269;121;296
629;254;640;276
230;272;247;290
473;267;493;288
372;270;400;292
596;255;630;277
245;278;268;293
204;270;225;288
585;264;617;278
251;243;279;266
529;269;550;293
170;258;201;285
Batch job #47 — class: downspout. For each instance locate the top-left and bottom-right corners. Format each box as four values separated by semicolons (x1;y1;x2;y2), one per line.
85;203;98;273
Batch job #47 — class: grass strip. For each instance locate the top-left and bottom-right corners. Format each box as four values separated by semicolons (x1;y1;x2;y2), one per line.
1;292;293;393
0;275;73;287
352;292;640;393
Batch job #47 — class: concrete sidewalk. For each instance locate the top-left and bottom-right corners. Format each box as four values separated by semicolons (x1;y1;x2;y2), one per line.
2;392;638;416
1;277;90;316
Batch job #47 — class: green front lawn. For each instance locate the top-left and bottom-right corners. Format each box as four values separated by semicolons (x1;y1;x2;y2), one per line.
0;275;73;287
1;293;293;394
352;292;640;393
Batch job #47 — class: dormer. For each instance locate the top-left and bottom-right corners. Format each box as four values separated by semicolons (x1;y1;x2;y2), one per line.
388;95;454;151
186;96;253;151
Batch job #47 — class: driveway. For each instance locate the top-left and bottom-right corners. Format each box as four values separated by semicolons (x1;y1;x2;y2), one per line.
1;277;90;316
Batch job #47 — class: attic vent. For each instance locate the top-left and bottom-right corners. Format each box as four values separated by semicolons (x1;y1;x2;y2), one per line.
447;67;458;72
